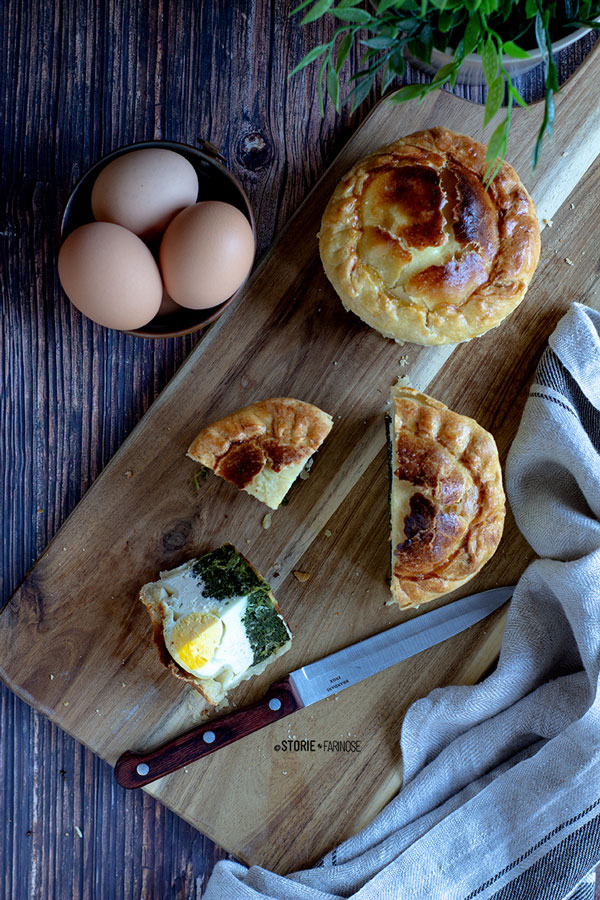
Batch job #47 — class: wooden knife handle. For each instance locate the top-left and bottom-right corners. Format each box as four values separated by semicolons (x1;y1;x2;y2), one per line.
114;678;301;789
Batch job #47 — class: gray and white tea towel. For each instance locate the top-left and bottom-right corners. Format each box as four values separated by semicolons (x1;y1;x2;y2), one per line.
202;303;600;900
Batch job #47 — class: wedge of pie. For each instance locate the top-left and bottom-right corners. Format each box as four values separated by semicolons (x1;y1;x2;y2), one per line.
140;544;292;705
187;397;333;509
388;384;505;608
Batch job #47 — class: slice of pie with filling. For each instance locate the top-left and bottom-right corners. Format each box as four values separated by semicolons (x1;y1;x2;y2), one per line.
388;384;505;608
187;397;333;509
140;543;292;706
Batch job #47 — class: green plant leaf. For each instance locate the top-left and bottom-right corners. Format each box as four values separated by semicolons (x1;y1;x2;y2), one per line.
361;33;400;47
564;0;580;17
409;22;434;62
317;54;329;115
543;86;555;139
463;15;482;55
438;9;456;30
348;72;376;111
326;62;341;110
502;40;530;57
331;8;373;22
484;74;504;124
481;0;499;14
289;42;332;77
389;81;429;101
453;36;466;64
301;0;335;24
431;61;456;82
395;16;420;29
535;11;549;64
486;115;508;163
378;0;401;11
336;31;354;70
532;87;554;167
382;62;399;91
481;36;499;84
548;55;559;91
290;0;317;15
508;81;529;107
338;0;364;6
525;0;538;17
388;46;406;76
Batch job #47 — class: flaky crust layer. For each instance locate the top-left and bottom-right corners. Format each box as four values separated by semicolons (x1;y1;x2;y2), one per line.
187;397;333;507
319;127;541;346
390;385;505;607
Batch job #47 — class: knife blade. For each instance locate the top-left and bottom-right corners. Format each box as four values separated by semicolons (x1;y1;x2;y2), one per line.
115;585;513;788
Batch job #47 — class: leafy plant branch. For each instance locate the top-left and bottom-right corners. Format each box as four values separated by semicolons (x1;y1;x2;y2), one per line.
290;0;598;173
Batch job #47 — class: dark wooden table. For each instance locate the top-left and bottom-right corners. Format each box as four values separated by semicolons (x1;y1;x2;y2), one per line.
1;3;598;897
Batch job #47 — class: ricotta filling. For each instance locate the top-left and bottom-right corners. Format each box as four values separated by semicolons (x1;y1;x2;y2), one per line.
159;566;255;684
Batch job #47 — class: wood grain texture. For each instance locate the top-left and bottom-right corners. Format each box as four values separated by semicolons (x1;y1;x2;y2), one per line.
1;0;598;895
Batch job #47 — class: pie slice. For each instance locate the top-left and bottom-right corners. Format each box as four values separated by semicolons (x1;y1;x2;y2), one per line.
187;398;333;509
140;544;292;706
388;384;505;608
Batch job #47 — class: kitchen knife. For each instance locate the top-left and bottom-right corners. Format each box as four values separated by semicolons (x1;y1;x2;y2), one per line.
115;584;513;789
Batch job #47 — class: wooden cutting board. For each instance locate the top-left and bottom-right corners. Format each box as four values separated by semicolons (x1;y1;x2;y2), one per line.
3;46;600;875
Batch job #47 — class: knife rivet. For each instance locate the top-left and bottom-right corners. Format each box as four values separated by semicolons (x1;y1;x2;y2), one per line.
268;698;282;711
203;730;216;743
136;763;150;776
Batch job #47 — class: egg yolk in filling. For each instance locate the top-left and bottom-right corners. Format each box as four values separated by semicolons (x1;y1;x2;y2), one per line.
169;612;224;671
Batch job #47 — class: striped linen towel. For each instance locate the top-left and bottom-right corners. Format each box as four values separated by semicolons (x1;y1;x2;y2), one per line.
202;303;600;900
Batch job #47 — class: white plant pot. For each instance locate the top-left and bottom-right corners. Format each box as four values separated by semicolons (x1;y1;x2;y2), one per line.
408;24;592;84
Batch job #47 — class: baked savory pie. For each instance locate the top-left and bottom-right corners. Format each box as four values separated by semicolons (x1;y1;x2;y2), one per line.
388;384;505;607
140;544;292;705
187;398;333;509
319;127;540;346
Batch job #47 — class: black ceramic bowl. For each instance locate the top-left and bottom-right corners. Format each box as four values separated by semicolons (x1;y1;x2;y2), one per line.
60;139;255;338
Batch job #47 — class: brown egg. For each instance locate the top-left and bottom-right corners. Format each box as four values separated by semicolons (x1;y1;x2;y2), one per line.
91;148;199;241
159;201;255;309
58;222;164;331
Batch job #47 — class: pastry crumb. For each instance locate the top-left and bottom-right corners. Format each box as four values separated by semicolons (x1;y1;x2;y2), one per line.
565;258;574;266
293;570;311;583
542;217;553;228
299;458;314;480
570;203;575;209
74;825;83;839
262;513;272;529
124;470;133;479
324;529;332;538
50;674;54;680
398;355;409;367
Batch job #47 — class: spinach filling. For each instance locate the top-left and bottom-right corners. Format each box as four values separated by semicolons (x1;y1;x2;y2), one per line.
191;544;289;666
385;413;394;532
191;543;264;601
242;593;290;666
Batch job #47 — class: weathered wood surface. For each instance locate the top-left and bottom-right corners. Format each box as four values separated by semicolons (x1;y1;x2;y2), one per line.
1;0;599;896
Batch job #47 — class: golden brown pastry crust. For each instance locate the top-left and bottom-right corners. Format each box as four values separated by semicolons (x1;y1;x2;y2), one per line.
187;398;333;508
319;127;541;346
390;385;505;607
